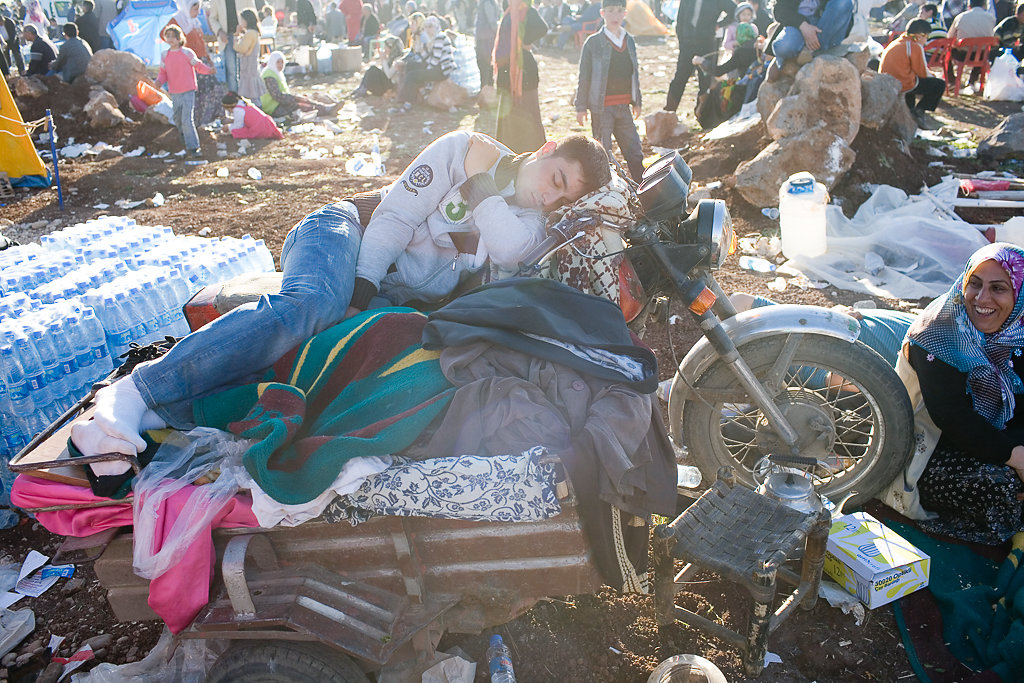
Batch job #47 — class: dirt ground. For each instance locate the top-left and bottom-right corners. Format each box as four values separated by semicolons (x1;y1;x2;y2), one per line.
1;32;1023;683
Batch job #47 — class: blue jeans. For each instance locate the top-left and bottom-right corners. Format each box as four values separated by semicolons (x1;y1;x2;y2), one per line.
224;41;239;94
133;203;362;426
590;104;644;182
170;90;200;153
772;0;855;67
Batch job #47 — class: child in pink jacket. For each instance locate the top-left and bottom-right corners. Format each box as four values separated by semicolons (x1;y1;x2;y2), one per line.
156;24;214;158
220;92;284;140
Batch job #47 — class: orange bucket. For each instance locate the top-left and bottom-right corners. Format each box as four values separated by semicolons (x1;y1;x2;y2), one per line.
137;80;164;106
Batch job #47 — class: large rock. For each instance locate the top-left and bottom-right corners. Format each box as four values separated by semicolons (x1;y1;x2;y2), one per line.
12;76;48;98
844;44;872;73
978;113;1024;161
734;125;856;207
425;78;469;110
884;100;918;144
643;110;683;145
765;56;862;144
84;86;124;129
755;76;793;124
860;71;901;129
85;49;149;103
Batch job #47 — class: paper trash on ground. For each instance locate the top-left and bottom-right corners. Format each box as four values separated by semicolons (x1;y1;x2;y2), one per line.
421;653;476;683
0;551;75;605
703;101;761;141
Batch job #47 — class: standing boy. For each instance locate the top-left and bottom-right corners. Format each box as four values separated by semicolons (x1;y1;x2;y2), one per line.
575;0;643;181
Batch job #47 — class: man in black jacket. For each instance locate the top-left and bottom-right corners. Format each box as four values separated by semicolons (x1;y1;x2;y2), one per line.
22;23;56;76
75;0;101;52
766;0;855;80
664;0;734;112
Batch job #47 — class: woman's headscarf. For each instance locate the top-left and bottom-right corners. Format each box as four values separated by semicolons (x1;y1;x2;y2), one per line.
173;0;202;35
907;242;1024;429
266;50;287;75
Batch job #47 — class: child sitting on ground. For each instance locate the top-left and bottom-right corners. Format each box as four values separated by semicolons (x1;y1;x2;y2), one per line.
156;24;215;158
574;0;644;181
221;92;284;139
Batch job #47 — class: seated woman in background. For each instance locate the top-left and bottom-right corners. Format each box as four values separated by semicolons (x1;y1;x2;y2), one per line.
351;35;406;97
884;243;1024;545
260;50;340;117
221;92;284;139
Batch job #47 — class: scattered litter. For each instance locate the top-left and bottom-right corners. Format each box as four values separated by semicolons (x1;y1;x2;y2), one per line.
53;643;94;679
422;127;433;135
819;578;866;626
706;180;722;190
762;207;780;220
0;551;74;607
92;203;110;210
124;147;145;157
668;314;683;325
332;145;345;156
839;640;852;647
114;198;146;210
149;193;165;207
764;652;783;666
60;142;123;159
345;154;385;177
216;167;229;177
185;159;209;166
767;276;787;292
608;646;622;654
174;150;186;157
0;608;35;658
151;151;170;159
247;168;262;181
420;652;475;683
198;227;212;237
216;142;228;151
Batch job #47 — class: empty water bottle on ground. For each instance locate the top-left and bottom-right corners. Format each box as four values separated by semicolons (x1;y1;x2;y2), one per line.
677;464;703;488
738;256;777;273
487;634;516;683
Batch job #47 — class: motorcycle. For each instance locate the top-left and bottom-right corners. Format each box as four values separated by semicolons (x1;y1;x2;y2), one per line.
526;151;915;507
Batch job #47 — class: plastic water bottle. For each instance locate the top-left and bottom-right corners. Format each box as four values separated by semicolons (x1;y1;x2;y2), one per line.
105;293;134;360
779;172;828;260
677;464;703;488
132;285;161;343
0;344;36;438
30;326;70;412
48;320;79;409
81;307;113;381
738;256;778;273
486;635;516;683
14;332;49;408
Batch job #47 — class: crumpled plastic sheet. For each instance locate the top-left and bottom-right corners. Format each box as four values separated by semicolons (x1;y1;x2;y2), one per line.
71;628;218;683
132;428;249;581
783;177;990;300
984;51;1024;102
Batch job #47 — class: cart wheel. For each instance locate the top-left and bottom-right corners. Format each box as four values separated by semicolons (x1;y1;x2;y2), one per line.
207;640;370;683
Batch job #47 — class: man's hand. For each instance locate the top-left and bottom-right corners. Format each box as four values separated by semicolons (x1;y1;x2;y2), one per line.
464;133;502;177
576;110;588;125
800;21;822;51
631;104;640;120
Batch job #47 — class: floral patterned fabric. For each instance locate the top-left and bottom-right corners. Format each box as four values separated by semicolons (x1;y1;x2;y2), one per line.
321;447;562;524
537;173;640;310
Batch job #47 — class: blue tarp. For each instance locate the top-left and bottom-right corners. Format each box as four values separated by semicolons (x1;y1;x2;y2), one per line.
107;0;178;66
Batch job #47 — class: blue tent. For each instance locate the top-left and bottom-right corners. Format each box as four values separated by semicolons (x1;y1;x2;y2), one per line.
108;0;178;66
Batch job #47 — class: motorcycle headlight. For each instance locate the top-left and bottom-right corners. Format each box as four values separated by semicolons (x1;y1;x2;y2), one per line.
694;199;734;270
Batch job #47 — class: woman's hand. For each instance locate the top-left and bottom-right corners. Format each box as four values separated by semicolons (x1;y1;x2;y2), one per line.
1007;445;1024;487
464;133;502;177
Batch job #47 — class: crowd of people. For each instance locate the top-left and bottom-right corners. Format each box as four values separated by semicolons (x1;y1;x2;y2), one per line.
1;0;1022;168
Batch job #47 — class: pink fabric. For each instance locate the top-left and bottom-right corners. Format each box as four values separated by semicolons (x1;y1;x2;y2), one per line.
156;47;215;94
11;474;258;633
232;103;284;139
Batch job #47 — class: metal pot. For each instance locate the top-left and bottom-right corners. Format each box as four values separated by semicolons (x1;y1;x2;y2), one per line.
757;468;824;515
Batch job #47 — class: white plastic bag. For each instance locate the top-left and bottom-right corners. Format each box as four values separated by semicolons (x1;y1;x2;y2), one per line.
984;51;1024;102
131;428;249;580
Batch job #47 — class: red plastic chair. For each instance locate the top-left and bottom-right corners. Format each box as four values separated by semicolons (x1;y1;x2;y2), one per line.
947;36;1000;96
575;18;603;49
923;37;949;71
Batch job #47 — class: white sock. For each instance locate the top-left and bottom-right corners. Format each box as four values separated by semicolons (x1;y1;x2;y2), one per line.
70;420;135;477
91;376;148;453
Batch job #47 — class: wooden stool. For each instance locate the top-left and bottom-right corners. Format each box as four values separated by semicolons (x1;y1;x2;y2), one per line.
653;467;830;677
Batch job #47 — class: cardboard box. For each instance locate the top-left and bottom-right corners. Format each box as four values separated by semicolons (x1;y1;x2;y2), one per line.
823;512;930;609
332;47;362;73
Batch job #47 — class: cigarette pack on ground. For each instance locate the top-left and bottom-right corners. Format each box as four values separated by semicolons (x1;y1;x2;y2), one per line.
823;512;930;609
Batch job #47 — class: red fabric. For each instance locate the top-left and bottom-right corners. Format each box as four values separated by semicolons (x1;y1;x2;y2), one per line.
340;0;362;42
11;474;258;633
231;103;284;139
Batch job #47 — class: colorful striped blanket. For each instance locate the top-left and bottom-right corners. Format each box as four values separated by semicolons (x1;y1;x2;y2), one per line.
194;309;455;505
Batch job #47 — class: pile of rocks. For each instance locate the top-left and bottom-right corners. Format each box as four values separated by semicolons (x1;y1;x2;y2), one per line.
736;49;915;207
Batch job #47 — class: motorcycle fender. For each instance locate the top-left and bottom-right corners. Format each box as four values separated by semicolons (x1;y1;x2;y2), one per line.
666;304;861;442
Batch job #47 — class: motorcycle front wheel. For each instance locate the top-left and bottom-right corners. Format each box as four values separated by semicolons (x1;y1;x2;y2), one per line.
680;334;914;508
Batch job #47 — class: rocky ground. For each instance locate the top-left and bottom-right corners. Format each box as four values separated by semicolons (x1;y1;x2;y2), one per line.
1;30;1023;683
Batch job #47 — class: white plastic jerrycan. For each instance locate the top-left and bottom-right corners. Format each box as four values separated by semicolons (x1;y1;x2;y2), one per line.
779;172;829;260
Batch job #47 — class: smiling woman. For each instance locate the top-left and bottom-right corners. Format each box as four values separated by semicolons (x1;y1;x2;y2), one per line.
883;242;1024;544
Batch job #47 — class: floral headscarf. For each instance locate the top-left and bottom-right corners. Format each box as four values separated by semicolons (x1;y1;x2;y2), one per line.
907;242;1024;429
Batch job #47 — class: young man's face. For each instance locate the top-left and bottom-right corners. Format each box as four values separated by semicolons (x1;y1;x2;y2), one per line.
601;4;626;29
919;7;934;18
515;149;589;213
